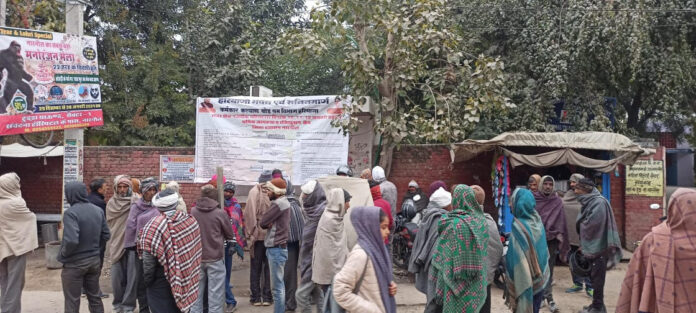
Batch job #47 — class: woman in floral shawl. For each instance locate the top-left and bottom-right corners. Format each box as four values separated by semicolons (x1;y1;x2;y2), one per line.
430;184;488;313
505;188;550;313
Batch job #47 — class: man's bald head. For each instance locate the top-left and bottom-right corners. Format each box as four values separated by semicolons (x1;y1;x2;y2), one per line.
471;185;485;205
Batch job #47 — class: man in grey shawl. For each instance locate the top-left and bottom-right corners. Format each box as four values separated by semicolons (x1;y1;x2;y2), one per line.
563;174;593;295
372;166;397;216
408;187;451;313
575;178;621;313
295;180;327;313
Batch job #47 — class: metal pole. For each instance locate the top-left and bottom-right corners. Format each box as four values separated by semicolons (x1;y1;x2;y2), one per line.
216;167;224;209
62;1;85;225
0;0;6;27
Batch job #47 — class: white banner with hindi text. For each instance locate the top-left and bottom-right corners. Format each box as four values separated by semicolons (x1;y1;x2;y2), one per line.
194;95;350;185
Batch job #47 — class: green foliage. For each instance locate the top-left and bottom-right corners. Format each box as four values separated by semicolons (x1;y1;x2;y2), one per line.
460;0;696;139
6;0;64;31
284;0;514;145
15;0;696;147
85;0;307;145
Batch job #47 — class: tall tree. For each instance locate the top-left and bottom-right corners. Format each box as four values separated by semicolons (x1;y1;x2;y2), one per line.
284;0;513;171
459;0;696;139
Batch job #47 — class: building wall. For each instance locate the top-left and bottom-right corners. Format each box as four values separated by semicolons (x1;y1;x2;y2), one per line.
4;144;666;250
0;156;63;214
389;145;497;217
82;146;202;210
621;146;666;251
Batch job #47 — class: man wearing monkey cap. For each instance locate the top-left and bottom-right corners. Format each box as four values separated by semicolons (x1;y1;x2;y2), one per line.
260;178;291;313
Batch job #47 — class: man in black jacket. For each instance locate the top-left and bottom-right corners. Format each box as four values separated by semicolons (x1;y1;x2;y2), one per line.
87;178;107;212
59;181;111;313
86;177;108;299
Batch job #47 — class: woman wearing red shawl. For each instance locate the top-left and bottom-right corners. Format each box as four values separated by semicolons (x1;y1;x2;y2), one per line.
616;188;696;313
370;183;393;231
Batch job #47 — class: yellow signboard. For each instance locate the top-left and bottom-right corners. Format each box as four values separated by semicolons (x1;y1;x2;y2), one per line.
626;160;664;197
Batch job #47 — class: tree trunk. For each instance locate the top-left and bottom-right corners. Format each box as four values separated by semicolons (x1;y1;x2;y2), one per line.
625;91;642;130
378;136;395;177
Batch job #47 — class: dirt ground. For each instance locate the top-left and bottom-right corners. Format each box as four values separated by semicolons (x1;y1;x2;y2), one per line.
20;248;627;313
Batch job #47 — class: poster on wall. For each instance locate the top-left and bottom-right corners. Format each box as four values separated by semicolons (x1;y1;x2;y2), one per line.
348;115;374;173
626;160;664;197
0;26;103;136
160;155;195;182
194;96;350;185
62;138;83;212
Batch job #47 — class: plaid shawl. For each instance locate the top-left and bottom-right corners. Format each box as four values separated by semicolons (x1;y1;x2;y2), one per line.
430;184;488;313
505;189;550;313
617;188;696;313
577;188;622;263
137;210;202;312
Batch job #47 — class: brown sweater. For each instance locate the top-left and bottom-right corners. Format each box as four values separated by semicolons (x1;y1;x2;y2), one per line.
191;197;234;262
260;197;290;248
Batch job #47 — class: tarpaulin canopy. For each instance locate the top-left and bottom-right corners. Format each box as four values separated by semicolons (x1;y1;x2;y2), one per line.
0;143;63;158
451;132;654;172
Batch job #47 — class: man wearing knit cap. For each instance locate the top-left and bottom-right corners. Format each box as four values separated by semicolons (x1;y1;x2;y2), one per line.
223;182;245;312
260;178;291;313
563;174;593;295
190;186;235;313
124;177;160;313
403;180;428;213
244;171;273;306
472;185;503;313
139;188;202;313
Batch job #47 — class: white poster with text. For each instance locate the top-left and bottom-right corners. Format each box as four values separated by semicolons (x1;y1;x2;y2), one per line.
194;95;350;185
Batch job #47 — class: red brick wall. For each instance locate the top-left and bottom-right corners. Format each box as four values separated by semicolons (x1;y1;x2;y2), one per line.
622;146;666;251
389;145;497;217
12;143;666;251
83;146;201;210
657;132;677;149
0;156;63;214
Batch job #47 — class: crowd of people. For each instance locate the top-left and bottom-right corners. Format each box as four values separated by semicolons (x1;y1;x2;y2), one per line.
0;167;694;313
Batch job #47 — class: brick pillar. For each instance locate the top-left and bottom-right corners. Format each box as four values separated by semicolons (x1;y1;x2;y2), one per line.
622;146;666;251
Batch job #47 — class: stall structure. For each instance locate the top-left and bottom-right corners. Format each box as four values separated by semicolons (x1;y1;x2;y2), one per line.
451;132;655;234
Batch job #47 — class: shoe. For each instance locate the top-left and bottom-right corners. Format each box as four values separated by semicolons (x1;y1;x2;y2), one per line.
262;301;272;306
566;283;583;293
252;302;263;306
100;293;109;299
548;301;560;313
225;304;237;313
578;305;606;313
586;288;594;298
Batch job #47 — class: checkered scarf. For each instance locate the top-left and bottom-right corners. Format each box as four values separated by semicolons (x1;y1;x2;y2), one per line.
430;184;488;313
137;210;202;312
